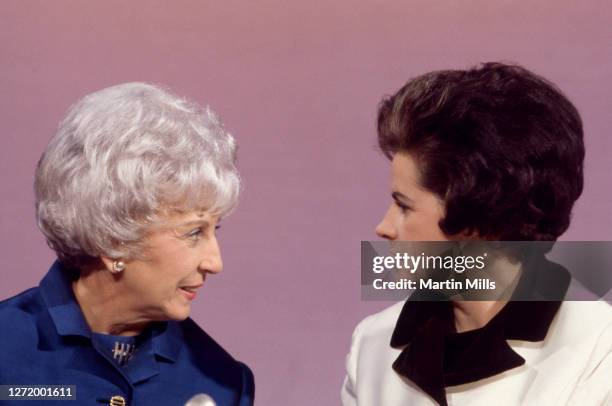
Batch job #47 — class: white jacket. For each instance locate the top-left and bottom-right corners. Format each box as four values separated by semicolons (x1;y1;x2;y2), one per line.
341;300;612;405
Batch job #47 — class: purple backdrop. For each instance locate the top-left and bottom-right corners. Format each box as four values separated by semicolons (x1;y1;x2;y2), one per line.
1;1;611;404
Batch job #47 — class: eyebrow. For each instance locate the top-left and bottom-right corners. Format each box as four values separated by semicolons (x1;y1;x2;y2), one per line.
392;192;415;205
174;220;211;229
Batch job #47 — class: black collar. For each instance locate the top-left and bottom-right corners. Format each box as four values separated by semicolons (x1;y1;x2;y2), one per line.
389;256;569;406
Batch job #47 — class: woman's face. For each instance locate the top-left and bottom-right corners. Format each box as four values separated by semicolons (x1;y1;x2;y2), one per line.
117;209;222;321
376;152;449;241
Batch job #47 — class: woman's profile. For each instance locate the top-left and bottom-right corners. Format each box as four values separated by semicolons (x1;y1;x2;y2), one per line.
341;63;612;405
0;83;254;405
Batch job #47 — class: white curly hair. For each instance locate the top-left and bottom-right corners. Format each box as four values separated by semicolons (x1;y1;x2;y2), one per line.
35;82;241;266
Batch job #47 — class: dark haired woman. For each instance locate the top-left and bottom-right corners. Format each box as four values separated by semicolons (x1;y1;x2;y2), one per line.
341;63;612;405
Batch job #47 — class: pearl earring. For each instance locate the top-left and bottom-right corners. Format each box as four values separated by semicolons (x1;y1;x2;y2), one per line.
112;260;126;273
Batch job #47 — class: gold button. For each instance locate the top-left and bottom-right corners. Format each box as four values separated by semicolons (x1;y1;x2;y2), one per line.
109;395;126;406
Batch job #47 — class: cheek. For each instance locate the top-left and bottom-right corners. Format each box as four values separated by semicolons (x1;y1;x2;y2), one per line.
127;254;197;295
127;265;178;297
401;213;446;241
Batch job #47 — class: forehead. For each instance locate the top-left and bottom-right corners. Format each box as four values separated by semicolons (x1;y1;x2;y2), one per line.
155;208;219;229
390;152;422;191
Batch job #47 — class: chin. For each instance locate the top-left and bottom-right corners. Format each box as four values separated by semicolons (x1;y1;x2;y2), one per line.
163;304;191;321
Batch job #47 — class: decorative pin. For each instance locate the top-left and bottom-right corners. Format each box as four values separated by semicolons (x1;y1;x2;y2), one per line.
112;341;136;366
109;395;126;406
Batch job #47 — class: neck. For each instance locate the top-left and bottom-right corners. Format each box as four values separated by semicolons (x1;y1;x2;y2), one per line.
451;251;522;332
452;300;507;332
72;266;150;336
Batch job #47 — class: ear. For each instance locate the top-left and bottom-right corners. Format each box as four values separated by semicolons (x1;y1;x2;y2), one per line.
100;256;116;273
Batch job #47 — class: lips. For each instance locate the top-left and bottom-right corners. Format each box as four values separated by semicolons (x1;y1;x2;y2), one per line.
178;284;203;300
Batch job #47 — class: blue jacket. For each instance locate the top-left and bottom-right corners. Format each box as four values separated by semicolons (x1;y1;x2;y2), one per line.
0;261;254;405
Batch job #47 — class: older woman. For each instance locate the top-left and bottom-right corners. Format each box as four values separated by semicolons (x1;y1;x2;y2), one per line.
342;63;612;405
0;83;253;405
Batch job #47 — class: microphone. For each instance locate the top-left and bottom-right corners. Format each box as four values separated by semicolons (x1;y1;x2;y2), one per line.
184;394;217;406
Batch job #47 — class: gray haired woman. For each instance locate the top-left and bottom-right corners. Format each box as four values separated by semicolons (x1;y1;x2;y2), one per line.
0;83;254;406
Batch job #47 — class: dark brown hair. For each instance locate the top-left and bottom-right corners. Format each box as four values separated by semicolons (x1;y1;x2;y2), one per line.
377;62;584;240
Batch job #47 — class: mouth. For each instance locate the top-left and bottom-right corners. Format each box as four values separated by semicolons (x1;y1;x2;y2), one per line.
178;284;203;300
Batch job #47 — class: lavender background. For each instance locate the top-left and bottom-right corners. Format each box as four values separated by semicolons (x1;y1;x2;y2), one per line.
1;1;611;404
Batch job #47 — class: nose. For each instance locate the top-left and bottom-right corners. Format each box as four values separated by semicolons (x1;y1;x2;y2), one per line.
198;235;223;275
376;205;398;240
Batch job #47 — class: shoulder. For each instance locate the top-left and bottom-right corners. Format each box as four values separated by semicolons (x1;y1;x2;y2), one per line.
0;286;43;312
0;287;44;340
345;301;404;371
550;300;612;346
343;302;420;405
524;302;612;404
0;287;53;370
350;301;404;344
178;318;244;364
557;301;612;369
175;318;255;401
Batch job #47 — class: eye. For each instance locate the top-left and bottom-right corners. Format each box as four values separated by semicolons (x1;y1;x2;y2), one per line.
187;228;204;241
394;200;412;214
